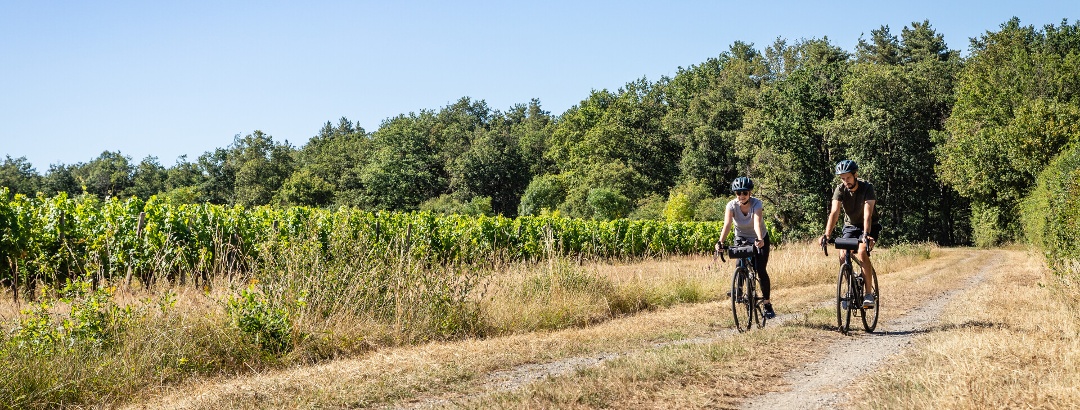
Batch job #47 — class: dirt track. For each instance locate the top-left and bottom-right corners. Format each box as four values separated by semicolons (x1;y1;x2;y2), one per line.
740;250;1000;409
124;248;1010;409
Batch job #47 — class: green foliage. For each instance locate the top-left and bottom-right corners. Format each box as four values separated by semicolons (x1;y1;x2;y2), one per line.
0;156;42;197
970;202;1006;248
449;126;531;216
628;193;665;220
743;38;851;238
274;168;335;207
663;192;694;222
225;283;298;354
359;115;443;211
4;278;133;356
0;194;727;295
130;156;167;200
937;18;1080;242
519;174;566;216
74;151;134;198
1023;143;1080;275
586;188;631;220
693;197;725;221
419;195;494;216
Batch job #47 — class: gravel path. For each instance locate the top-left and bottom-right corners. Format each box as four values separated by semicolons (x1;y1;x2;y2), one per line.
739;251;1000;410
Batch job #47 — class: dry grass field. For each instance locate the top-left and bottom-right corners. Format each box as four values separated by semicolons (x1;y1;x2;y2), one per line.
5;242;1076;409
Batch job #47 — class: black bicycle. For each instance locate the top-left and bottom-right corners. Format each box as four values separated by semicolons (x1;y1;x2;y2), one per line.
823;237;879;333
718;244;766;332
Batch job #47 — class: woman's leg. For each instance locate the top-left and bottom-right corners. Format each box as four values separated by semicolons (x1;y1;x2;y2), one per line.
756;235;771;301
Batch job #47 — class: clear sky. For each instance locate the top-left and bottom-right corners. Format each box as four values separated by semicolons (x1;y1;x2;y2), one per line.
2;1;1076;170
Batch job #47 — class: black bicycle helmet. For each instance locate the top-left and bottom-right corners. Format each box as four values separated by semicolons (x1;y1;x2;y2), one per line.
731;176;754;192
835;159;858;175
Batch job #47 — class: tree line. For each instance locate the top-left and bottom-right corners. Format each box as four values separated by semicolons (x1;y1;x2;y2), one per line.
3;17;1079;247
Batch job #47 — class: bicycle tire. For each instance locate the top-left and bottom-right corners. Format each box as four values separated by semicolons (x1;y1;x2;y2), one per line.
836;264;854;333
748;269;764;329
731;267;752;332
861;269;880;332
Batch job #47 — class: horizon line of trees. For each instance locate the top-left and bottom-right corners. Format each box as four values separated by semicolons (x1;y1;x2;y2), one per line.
3;17;1079;248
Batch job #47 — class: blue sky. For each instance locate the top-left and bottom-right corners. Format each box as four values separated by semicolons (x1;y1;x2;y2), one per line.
2;1;1076;170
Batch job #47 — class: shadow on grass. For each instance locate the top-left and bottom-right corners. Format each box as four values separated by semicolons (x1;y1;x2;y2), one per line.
872;320;1006;337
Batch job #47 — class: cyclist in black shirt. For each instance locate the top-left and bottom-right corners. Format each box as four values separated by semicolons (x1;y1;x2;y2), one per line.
820;160;881;308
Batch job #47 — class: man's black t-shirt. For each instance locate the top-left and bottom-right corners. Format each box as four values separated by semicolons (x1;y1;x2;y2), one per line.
832;179;878;229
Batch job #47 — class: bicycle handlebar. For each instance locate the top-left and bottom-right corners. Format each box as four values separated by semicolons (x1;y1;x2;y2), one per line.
717;244;760;263
821;236;865;256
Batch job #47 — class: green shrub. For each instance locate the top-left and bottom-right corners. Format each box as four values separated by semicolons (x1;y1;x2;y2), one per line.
225;283;298;355
1023;143;1080;276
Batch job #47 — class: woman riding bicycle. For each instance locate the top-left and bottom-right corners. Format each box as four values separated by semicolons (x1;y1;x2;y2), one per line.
715;176;774;319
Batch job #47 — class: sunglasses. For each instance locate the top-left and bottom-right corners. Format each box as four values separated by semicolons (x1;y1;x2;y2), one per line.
735;191;751;197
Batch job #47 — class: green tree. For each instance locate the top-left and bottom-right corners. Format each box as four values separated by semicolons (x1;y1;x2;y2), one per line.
274;168;335;206
547;78;676;217
74;151;134;198
130;156;167;200
936;18;1080;244
450;125;530;216
0;155;42;196
518;173;566;216
196;148;234;205
292;117;370;207
43;163;81;197
833;20;967;243
662;42;765;195
742;38;851;236
509;99;556;177
358;114;442;210
230;131;296;207
163;155;204;203
855;25;901;65
587;187;631;220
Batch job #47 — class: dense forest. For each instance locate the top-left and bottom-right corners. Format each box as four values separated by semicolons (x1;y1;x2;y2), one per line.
3;17;1079;251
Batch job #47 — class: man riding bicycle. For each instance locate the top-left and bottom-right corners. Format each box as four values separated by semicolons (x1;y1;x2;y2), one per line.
820;160;881;309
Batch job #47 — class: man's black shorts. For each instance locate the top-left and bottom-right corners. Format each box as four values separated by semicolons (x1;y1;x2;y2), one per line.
841;223;882;240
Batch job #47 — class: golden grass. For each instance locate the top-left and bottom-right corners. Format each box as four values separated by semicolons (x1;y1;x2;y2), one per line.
853;249;1080;409
116;242;944;409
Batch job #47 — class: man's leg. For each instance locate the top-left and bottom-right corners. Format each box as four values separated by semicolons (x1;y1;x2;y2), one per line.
858;243;875;295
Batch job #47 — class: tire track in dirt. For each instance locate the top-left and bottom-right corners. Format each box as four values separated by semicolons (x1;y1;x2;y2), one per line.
389;312;806;409
739;250;1002;410
391;251;995;409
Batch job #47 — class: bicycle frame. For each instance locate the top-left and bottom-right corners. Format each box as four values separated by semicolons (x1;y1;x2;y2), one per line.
719;245;766;331
823;237;879;333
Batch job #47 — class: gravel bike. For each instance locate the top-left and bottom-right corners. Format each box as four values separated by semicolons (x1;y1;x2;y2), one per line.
718;244;766;332
823;237;879;333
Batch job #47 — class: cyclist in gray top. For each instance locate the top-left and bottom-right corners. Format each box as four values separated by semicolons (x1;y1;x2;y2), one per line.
821;159;881;308
715;176;774;319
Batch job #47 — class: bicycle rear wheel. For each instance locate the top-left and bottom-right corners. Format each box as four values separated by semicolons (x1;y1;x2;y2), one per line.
731;268;753;332
836;264;854;333
861;269;880;332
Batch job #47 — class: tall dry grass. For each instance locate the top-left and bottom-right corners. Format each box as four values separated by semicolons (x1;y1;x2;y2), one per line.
0;238;938;409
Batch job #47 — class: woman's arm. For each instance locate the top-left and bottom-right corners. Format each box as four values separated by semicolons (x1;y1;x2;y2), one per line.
753;205;766;248
717;205;734;250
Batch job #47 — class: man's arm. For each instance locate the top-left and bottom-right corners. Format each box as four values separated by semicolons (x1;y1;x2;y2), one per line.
862;199;876;249
823;199;842;243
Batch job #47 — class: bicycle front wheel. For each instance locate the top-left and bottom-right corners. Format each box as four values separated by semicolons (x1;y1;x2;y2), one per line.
732;268;752;332
748;271;764;329
836;264;854;333
861;269;880;332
